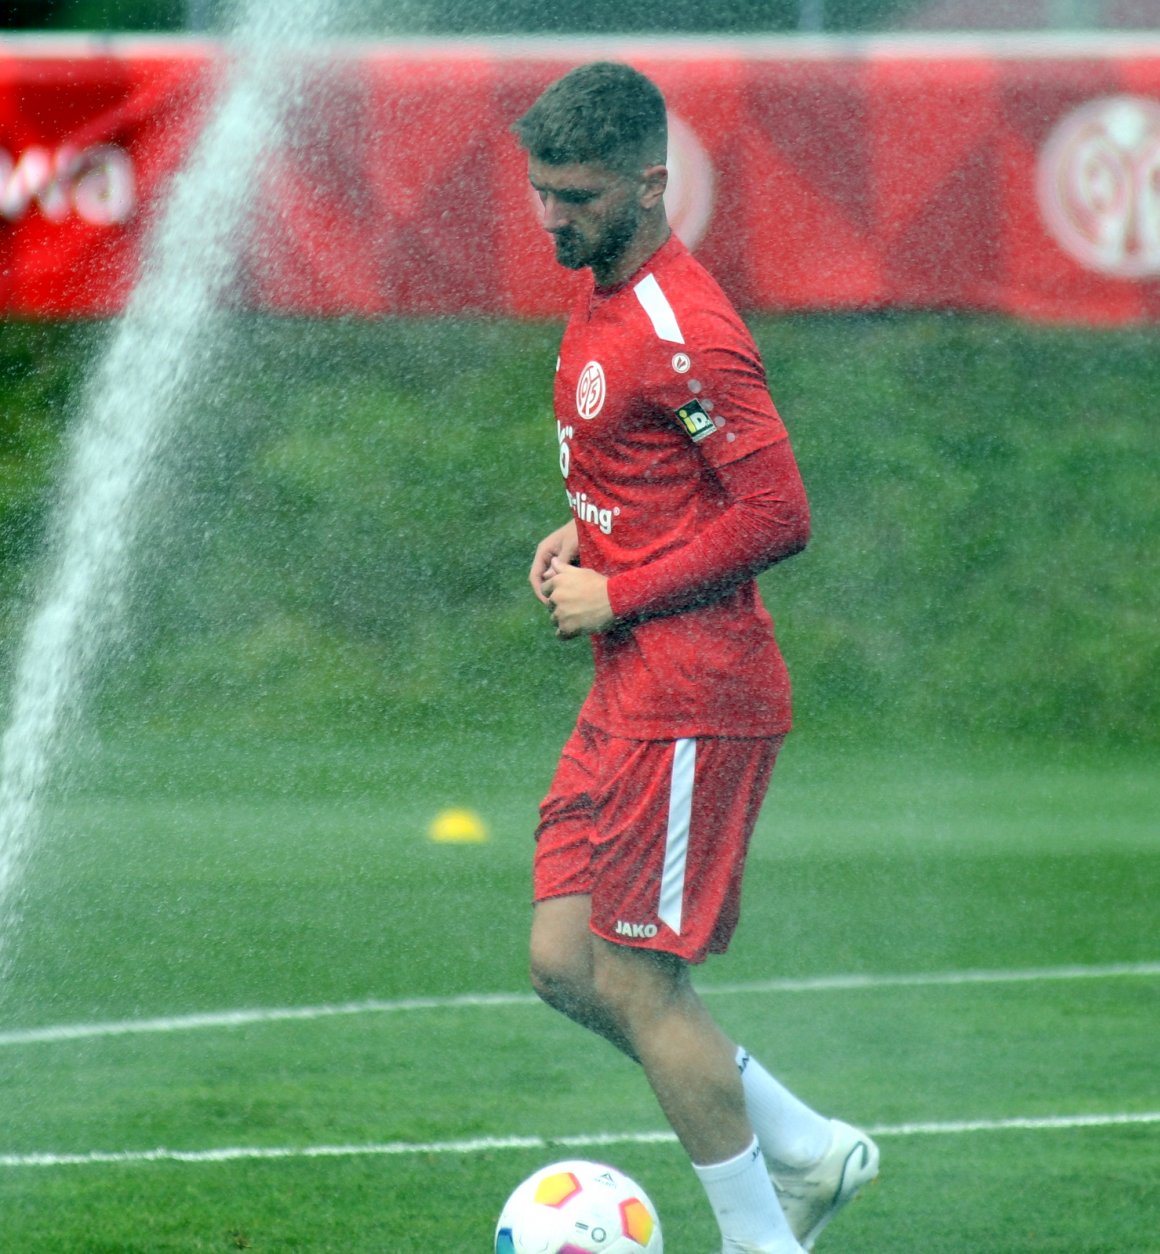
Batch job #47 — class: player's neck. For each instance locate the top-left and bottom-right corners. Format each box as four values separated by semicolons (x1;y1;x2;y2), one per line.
591;218;672;290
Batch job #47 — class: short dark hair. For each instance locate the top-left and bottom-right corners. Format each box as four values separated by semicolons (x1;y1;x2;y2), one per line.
512;61;667;174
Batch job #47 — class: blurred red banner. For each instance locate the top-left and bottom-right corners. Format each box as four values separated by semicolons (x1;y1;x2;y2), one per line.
2;36;1160;322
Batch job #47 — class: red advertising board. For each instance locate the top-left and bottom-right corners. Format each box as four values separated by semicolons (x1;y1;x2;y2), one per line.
2;35;1159;322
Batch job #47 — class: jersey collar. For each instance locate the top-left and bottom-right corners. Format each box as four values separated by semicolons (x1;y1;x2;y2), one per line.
589;232;687;308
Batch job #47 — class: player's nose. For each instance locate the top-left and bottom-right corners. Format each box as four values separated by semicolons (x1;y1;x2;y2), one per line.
541;194;572;231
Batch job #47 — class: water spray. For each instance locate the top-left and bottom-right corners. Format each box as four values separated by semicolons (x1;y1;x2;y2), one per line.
0;0;340;960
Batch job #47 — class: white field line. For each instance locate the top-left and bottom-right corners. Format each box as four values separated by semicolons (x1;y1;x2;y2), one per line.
1;960;1158;1048
1;1112;1158;1169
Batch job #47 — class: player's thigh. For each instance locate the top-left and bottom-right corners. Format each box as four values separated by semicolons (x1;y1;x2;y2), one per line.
589;932;687;1008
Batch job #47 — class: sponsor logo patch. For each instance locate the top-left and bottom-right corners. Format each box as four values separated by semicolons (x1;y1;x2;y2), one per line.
675;398;716;443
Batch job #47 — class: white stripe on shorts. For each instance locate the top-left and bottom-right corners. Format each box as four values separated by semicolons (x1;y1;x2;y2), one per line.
658;738;696;934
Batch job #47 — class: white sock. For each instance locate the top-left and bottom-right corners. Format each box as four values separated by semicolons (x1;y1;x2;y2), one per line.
692;1135;800;1253
736;1046;832;1172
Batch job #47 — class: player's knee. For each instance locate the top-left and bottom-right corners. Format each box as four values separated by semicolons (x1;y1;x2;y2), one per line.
528;941;591;1013
529;898;597;1010
528;955;563;1008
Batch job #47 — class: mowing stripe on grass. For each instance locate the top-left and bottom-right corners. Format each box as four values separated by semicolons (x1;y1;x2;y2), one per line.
1;1112;1158;1168
1;961;1157;1047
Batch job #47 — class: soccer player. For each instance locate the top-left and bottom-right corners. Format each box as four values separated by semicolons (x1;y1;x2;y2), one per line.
513;63;879;1254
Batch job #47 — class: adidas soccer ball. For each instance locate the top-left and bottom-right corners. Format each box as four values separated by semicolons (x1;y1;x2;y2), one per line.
495;1159;663;1254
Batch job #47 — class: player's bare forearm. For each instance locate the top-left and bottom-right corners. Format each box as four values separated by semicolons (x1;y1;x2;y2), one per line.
541;559;613;639
529;520;579;606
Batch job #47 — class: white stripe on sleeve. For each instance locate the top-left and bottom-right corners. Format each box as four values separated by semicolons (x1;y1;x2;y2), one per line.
633;272;685;344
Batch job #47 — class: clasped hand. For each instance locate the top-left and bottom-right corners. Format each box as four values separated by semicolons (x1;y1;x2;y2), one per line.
541;559;613;639
529;521;614;639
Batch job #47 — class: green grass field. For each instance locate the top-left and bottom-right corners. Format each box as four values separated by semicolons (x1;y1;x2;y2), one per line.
0;729;1156;1252
0;310;1156;1249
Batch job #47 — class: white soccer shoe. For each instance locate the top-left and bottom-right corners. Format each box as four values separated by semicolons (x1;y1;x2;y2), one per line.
771;1118;879;1250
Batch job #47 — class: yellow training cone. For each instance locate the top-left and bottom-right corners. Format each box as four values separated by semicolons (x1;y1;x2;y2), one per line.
427;807;489;844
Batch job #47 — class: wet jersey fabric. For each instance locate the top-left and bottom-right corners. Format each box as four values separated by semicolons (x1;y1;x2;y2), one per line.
553;233;797;739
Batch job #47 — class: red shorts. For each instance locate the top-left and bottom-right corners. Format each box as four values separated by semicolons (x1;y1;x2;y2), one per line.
534;721;783;963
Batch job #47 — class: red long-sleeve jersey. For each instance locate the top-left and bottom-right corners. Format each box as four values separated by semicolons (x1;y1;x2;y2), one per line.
553;234;808;740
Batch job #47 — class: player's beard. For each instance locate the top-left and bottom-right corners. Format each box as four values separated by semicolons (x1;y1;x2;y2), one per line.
553;199;642;275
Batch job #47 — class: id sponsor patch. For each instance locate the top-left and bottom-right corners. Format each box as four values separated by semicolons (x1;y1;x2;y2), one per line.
675;398;716;443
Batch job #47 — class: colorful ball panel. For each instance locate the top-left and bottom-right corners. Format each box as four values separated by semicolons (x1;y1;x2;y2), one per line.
533;1170;583;1208
620;1197;655;1245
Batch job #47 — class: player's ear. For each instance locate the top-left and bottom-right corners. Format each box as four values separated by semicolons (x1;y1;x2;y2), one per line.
639;163;667;209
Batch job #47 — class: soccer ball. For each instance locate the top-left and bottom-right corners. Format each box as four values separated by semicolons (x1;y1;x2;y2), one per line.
495;1159;663;1254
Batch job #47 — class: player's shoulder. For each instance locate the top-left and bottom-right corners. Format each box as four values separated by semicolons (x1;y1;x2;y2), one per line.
635;237;749;349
